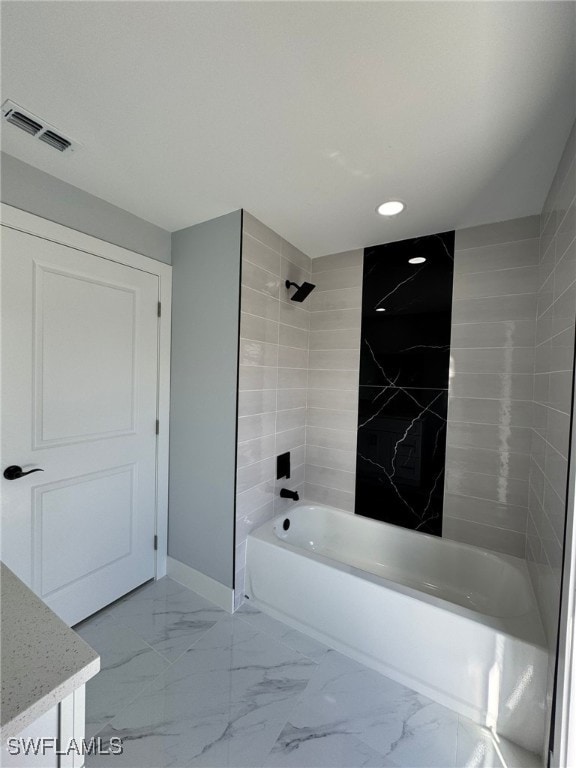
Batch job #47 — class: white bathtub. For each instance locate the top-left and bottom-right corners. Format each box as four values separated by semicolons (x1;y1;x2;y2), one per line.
245;503;548;754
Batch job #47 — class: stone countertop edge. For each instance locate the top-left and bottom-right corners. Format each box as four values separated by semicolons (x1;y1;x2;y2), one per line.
1;562;100;743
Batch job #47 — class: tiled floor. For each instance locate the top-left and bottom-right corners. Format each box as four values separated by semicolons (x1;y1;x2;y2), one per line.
76;578;541;768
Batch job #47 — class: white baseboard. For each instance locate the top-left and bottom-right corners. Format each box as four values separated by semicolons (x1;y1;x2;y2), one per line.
166;557;234;613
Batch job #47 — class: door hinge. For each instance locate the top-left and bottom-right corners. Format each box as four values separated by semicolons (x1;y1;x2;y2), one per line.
157;301;161;317
156;419;160;435
154;534;158;551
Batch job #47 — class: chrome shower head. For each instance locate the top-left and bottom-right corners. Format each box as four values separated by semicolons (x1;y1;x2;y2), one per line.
285;280;316;302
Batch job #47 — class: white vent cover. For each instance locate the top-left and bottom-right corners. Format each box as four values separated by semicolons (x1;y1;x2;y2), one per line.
2;100;78;153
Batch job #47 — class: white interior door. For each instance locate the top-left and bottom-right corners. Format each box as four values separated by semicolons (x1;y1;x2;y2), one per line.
1;226;159;625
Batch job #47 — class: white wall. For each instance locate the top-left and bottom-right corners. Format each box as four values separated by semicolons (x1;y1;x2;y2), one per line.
170;210;242;590
304;250;363;511
528;120;576;648
235;212;312;607
444;216;540;557
0;152;171;264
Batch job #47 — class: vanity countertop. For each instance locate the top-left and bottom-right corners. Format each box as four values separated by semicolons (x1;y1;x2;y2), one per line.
0;562;100;742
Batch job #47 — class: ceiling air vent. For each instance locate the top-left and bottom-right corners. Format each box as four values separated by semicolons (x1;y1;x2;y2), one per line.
2;100;78;153
39;130;71;152
6;111;43;136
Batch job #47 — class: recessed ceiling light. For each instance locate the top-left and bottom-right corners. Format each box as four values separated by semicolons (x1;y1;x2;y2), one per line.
375;307;386;312
376;200;405;216
408;257;426;265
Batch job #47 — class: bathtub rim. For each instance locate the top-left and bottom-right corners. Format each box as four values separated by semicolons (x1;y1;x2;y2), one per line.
249;504;546;650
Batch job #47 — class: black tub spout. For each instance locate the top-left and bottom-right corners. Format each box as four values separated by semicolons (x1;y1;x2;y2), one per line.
280;488;299;501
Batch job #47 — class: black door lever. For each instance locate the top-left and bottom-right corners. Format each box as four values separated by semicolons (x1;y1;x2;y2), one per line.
3;465;44;480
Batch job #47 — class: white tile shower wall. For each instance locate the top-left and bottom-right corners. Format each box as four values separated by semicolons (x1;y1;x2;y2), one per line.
305;251;363;512
235;212;312;608
528;120;576;649
443;216;540;558
236;200;566;603
305;229;540;553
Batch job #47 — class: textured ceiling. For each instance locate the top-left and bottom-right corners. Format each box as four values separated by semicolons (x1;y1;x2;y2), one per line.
1;1;575;256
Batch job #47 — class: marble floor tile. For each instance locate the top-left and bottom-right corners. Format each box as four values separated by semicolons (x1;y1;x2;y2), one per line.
264;723;393;767
76;613;169;738
88;615;318;768
237;603;330;663
82;580;541;768
99;577;226;662
281;649;459;768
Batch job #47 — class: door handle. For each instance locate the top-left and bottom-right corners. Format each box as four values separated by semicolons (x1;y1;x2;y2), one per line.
3;465;44;480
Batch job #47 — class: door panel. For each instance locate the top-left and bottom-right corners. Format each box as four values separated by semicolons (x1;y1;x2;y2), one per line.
34;265;137;445
33;465;135;595
1;226;159;625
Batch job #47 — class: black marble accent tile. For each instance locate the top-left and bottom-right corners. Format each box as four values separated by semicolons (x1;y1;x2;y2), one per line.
355;231;454;535
361;232;454;389
355;386;448;535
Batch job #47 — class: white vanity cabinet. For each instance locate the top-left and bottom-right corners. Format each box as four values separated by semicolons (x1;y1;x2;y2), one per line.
1;705;60;768
1;564;99;768
1;688;87;768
